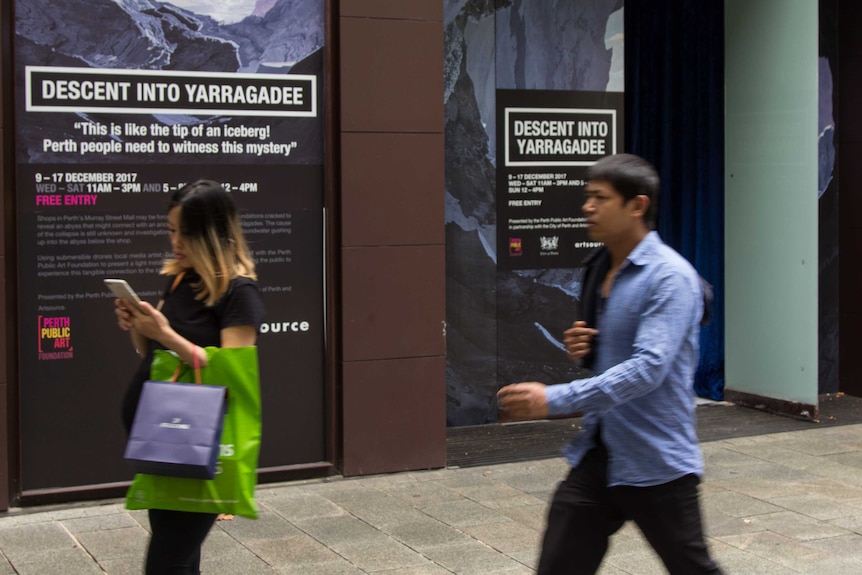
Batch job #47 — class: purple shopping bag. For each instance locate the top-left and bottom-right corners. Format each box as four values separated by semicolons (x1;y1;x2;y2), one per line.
124;356;227;480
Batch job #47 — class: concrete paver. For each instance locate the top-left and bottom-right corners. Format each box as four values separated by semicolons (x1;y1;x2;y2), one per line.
3;424;862;573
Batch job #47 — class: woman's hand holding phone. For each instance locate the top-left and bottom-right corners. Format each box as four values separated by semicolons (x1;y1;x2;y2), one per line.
108;279;143;332
115;298;135;331
106;279;168;341
120;300;170;341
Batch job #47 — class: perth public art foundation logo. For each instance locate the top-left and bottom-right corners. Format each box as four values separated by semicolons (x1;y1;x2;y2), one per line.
509;237;523;256
38;315;73;360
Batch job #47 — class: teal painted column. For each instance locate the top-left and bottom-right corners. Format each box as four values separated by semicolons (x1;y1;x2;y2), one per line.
724;0;819;409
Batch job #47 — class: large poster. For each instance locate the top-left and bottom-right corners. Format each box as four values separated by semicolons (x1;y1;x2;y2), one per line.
15;0;325;491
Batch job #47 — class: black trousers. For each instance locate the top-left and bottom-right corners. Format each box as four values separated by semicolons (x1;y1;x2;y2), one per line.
146;509;218;575
538;443;723;575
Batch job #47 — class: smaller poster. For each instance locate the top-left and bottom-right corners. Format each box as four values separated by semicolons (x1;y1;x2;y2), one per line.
496;90;624;270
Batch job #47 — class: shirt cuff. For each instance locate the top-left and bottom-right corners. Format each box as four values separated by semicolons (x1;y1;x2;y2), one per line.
545;382;578;417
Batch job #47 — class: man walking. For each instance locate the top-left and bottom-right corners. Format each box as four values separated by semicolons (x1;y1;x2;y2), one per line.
497;154;723;575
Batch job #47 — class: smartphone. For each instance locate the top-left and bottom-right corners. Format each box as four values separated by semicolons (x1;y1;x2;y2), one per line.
104;278;143;310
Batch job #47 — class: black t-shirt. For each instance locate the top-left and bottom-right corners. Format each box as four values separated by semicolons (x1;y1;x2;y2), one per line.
122;271;265;432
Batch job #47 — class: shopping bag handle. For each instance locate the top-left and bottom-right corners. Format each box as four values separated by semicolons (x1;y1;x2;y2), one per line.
166;271;201;385
168;351;202;384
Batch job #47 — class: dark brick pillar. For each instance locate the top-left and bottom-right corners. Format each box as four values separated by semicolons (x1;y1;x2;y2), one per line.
0;0;13;509
337;1;446;475
839;0;862;396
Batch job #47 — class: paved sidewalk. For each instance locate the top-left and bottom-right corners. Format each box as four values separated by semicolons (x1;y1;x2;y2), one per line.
2;424;862;574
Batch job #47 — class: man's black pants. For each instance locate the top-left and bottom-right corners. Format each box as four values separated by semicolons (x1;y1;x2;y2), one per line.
537;443;723;575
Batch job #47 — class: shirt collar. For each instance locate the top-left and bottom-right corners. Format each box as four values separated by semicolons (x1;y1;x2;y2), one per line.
626;231;661;267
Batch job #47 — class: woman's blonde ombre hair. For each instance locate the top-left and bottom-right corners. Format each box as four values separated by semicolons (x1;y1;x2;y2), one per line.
161;180;257;305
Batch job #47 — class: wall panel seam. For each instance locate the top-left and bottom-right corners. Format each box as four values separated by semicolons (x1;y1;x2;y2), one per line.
339;17;443;24
341;355;446;364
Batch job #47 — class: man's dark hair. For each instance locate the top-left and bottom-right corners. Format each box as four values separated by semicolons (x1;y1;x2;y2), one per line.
585;153;660;227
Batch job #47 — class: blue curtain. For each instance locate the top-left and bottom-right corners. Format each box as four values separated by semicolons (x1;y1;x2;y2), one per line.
625;0;725;399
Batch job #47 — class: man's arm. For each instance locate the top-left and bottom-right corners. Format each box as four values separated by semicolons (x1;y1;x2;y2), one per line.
498;267;701;422
544;268;700;416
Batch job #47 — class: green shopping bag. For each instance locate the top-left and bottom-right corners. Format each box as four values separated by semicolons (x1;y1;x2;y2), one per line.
125;346;262;519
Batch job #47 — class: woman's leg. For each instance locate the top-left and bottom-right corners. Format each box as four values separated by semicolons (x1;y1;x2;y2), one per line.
146;509;218;575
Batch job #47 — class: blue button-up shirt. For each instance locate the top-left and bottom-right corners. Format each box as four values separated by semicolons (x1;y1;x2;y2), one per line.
545;232;704;487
